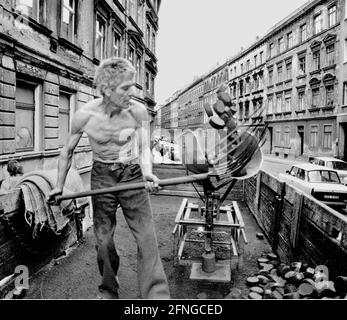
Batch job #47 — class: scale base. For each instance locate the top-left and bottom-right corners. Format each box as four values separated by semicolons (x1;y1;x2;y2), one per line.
189;262;231;283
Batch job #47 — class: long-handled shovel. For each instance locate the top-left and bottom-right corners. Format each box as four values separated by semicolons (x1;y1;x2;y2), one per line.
56;173;210;202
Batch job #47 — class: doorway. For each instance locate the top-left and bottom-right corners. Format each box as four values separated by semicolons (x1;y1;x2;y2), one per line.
298;126;304;156
268;127;273;154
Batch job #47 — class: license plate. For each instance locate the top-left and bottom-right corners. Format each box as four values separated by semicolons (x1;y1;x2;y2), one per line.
324;195;339;200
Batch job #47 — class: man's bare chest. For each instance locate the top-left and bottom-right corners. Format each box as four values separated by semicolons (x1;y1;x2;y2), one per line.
84;113;138;145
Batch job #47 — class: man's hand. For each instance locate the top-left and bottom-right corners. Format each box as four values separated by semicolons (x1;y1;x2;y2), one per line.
143;173;161;193
47;187;63;205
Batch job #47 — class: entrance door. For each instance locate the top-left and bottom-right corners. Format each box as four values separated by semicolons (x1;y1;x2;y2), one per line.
298;126;304;156
343;124;347;161
268;127;273;154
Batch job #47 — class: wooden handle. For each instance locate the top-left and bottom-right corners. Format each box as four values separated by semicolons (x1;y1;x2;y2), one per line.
56;173;209;201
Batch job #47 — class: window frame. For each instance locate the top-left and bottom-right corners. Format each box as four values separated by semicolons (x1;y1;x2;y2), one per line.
300;24;307;42
314;14;322;34
328;4;337;27
58;90;75;148
310;125;319;148
15;79;42;153
61;0;76;43
95;14;107;61
323;125;333;149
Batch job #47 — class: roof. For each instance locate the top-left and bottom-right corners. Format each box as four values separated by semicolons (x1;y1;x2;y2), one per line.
312;156;345;163
291;163;338;171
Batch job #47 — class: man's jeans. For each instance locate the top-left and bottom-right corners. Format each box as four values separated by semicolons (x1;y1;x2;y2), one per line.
91;161;170;299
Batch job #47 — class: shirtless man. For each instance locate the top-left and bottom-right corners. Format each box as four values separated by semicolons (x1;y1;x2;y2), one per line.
47;57;170;299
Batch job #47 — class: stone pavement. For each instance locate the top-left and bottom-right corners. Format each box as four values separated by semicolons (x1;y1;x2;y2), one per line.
24;195;272;300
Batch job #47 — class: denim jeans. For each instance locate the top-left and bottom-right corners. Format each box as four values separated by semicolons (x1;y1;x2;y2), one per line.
91;161;170;299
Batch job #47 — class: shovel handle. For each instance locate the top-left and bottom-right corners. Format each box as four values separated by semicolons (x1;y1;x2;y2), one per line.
56;173;210;201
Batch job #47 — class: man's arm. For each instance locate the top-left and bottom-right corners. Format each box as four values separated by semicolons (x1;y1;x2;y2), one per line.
134;103;159;192
48;108;90;201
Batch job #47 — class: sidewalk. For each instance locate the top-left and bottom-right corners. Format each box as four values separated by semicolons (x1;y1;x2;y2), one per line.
263;154;306;166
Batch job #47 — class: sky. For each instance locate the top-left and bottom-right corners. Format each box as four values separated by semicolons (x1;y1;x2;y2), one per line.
155;0;310;106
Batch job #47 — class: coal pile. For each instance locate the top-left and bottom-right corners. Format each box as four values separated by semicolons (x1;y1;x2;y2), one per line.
243;253;347;299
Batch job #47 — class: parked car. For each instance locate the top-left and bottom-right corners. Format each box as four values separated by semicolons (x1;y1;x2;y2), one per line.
310;156;347;185
279;163;347;210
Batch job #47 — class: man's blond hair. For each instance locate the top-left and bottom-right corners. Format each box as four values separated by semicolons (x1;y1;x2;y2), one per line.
94;57;136;96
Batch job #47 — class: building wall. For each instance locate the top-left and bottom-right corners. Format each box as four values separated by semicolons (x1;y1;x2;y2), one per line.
262;0;342;159
0;0;161;181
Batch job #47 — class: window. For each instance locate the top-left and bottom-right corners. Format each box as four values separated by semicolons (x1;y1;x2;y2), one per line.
326;85;334;106
241;63;244;74
137;0;143;29
95;16;106;60
313;51;321;70
277;64;283;82
129;0;135;18
314;14;322;34
310;125;319;148
289;166;299;177
61;0;76;43
344;82;347;105
287;32;293;49
323;125;333;149
297;169;306;180
245;102;249;118
239;81;243;96
146;25;151;47
278;37;285;53
276;94;282;113
312;87;320;107
298;90;305;111
275;127;281;145
299;55;306;74
136;53;142;84
239;103;243;119
15;81;40;152
285;94;291;112
16;0;43;22
151;75;155;96
145;72;150;92
268;69;273;85
300;24;307;42
151;32;156;53
59;92;72;147
260;51;263;64
246;59;250;71
269;43;275;58
328;5;337;27
284;127;290;145
113;31;121;57
254;55;257;67
128;46;134;65
286;62;292;80
326;44;335;66
267;96;273;114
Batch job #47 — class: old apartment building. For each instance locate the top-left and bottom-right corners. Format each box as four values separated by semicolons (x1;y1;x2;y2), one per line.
0;0;161;183
163;0;347;161
261;0;342;160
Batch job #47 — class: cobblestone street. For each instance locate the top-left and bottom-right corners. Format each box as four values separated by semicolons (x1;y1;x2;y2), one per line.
24;195;272;299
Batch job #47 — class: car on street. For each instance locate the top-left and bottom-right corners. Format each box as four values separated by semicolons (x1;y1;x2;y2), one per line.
310;156;347;185
279;163;347;210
